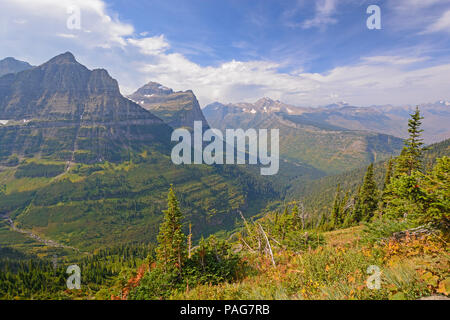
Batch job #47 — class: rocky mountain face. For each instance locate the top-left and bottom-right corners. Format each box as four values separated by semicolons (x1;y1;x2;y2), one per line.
0;52;161;122
128;82;209;130
204;98;404;174
0;57;33;77
0;52;171;164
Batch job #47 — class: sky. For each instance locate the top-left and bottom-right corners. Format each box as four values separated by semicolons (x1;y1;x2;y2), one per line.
0;0;449;107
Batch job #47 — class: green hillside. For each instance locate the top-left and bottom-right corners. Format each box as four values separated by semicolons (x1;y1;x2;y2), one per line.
0;152;277;252
286;138;450;223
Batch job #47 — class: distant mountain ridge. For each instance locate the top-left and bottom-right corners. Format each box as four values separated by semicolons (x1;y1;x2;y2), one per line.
300;101;450;144
204;98;404;174
204;98;450;145
0;57;33;77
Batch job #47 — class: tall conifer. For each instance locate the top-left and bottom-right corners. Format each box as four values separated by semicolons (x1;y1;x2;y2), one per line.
156;185;186;277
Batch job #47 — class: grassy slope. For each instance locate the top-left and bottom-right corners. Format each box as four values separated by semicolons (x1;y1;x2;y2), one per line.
171;226;449;300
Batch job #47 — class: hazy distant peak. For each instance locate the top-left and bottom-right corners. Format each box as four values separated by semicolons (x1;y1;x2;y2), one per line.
0;56;33;77
135;81;174;96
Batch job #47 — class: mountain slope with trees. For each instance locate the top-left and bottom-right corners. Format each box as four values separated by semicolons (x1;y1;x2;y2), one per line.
204;99;404;174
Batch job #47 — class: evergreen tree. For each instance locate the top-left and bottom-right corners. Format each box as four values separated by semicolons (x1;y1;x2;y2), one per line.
330;184;341;228
414;156;450;233
156;185;186;277
351;186;363;223
340;191;351;227
279;205;292;239
318;212;327;229
395;106;425;176
383;158;394;190
359;164;379;221
291;203;300;230
379;158;394;215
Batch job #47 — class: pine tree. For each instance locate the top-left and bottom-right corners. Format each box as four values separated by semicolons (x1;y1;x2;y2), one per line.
291;203;300;230
351;186;363;223
340;191;351;226
330;184;341;228
383;158;394;190
359;164;379;221
395;106;425;176
156;185;186;277
379;158;394;215
280;205;290;239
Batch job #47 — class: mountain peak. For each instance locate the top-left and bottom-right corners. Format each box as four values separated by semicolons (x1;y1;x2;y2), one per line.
47;52;77;64
135;81;174;96
0;52;161;123
254;97;278;108
256;97;275;103
128;81;209;129
0;57;33;77
2;57;20;62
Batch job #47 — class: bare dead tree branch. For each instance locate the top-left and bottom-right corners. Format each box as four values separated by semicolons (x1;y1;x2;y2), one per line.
258;223;276;267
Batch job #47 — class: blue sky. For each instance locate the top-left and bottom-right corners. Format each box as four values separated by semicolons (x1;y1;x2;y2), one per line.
106;0;448;71
0;0;450;106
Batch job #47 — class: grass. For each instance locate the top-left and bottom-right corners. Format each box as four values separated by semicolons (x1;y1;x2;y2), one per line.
169;227;449;300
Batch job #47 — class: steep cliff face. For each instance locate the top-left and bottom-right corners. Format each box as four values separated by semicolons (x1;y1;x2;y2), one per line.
0;52;172;164
128;82;209;130
0;52;161;122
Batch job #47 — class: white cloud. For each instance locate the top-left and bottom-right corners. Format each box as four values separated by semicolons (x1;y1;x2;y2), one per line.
135;51;450;107
423;10;450;33
302;0;338;29
1;0;134;49
387;0;450;34
362;56;430;65
0;0;449;109
127;35;170;55
56;33;78;39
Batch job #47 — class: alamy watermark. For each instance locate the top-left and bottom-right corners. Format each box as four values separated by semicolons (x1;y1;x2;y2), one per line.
171;121;279;176
66;265;81;290
367;5;381;30
66;5;81;30
366;265;381;290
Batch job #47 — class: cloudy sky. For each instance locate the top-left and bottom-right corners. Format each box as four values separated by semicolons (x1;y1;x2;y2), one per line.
0;0;449;107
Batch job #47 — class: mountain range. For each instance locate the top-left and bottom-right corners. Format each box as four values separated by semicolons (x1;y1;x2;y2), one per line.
298;101;450;144
0;52;277;251
204;98;450;145
204;98;405;174
0;51;447;254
